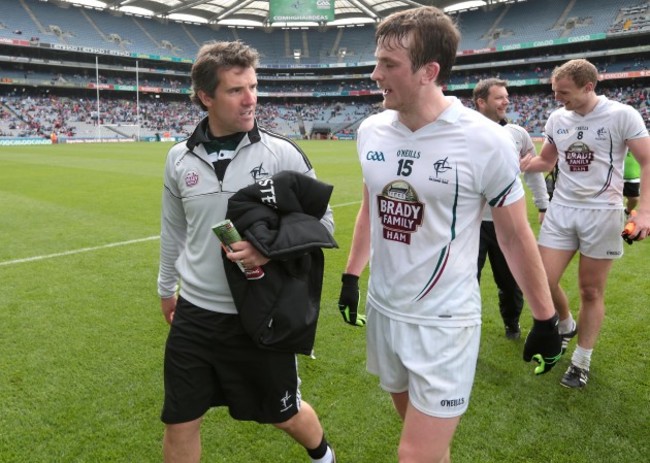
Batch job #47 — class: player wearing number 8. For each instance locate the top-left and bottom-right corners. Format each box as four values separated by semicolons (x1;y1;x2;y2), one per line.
520;58;650;389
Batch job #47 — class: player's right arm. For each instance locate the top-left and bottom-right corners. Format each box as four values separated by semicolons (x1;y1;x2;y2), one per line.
626;136;650;240
338;185;371;326
344;185;371;276
521;139;558;173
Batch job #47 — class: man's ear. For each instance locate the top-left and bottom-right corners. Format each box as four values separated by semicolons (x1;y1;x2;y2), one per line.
421;61;440;85
197;90;213;109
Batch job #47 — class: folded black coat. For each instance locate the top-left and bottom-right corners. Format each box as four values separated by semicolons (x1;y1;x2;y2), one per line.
224;171;338;355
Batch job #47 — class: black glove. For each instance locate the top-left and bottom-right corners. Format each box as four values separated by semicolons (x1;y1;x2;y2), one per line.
337;273;366;327
523;313;562;375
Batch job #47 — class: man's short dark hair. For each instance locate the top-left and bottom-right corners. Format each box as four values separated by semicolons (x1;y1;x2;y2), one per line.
375;6;460;85
473;78;508;105
190;41;260;111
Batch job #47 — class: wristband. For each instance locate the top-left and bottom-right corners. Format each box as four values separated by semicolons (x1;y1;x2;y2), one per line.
532;313;559;332
341;273;359;285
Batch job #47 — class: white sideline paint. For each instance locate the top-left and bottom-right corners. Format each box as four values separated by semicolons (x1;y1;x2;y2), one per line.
0;236;160;267
0;201;361;267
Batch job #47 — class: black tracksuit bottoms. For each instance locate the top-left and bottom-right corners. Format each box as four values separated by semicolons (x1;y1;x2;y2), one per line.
477;220;524;327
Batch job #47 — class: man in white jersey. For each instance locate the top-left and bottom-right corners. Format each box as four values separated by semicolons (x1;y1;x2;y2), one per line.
336;7;562;463
521;59;650;389
473;78;550;340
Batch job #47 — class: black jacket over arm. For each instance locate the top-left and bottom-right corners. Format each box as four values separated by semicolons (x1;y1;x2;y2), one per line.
224;171;337;355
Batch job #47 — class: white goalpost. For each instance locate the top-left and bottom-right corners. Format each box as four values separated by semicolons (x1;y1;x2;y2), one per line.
94;56;141;143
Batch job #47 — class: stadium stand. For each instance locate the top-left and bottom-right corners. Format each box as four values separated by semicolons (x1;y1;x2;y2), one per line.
454;5;504;50
476;0;568;46
26;0;98;49
609;2;650;33
0;0;648;142
560;0;631;36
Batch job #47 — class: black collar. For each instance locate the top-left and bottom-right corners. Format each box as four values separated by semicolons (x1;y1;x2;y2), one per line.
186;116;262;151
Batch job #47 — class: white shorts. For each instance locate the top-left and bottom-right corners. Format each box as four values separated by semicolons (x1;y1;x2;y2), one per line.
365;303;481;418
538;204;624;259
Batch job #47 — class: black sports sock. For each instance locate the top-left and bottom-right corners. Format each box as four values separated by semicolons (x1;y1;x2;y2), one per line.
306;435;328;460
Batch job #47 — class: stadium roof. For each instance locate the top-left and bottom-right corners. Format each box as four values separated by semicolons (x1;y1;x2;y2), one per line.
54;0;510;27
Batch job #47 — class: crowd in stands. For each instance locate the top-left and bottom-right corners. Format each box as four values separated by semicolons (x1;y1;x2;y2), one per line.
1;0;649;144
1;83;648;140
2;54;648;92
2;0;647;63
0;93;204;139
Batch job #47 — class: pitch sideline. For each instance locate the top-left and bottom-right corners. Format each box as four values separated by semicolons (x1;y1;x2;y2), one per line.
0;236;161;267
0;201;361;267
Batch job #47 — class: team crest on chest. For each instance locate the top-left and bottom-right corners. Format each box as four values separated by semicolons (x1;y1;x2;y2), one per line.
185;170;199;187
429;156;452;184
250;163;269;182
377;181;424;244
596;127;608;140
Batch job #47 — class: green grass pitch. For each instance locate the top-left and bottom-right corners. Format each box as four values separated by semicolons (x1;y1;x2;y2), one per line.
0;141;648;462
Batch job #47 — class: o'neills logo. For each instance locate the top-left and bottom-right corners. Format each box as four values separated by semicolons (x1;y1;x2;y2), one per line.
377;181;424;244
565;142;594;172
440;397;465;408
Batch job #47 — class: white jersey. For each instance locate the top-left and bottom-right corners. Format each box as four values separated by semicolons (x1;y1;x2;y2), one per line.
545;95;649;208
482;123;549;221
357;97;524;326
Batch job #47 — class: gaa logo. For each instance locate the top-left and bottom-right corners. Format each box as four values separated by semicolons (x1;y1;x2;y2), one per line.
366;151;385;162
185;170;199;187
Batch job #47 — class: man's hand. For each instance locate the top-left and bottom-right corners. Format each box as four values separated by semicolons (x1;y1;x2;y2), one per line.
161;296;177;325
519;152;534;172
523;313;562;375
338;273;366;327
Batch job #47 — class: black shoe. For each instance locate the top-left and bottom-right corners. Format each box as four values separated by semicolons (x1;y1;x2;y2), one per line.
504;323;521;340
560;323;578;355
560;364;589;389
